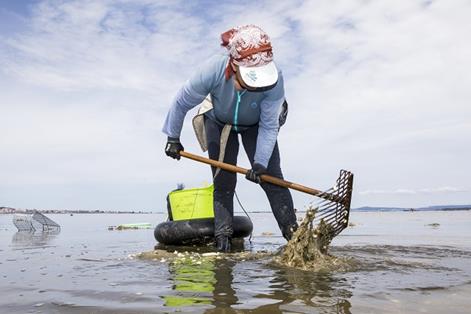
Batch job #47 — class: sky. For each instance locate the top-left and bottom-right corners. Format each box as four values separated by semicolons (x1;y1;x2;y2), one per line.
1;0;470;211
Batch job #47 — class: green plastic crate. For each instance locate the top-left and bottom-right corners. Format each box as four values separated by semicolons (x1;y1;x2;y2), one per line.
168;185;214;221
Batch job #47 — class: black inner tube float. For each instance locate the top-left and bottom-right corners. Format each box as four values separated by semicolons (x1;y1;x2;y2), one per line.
154;216;253;245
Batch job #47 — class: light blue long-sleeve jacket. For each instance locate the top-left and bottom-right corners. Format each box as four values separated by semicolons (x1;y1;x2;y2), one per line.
162;54;285;168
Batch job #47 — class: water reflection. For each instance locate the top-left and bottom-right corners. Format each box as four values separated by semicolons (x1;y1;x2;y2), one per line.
162;251;352;313
11;231;59;248
162;257;216;306
209;259;238;311
252;267;352;313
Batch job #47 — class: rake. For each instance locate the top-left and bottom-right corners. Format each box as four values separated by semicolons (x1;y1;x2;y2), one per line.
179;151;354;238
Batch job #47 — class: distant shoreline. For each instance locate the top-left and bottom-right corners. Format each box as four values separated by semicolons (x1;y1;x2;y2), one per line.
351;205;471;212
351;208;471;212
2;205;470;215
0;207;154;215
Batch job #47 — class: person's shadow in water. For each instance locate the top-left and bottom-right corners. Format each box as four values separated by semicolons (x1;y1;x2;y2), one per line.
247;266;353;314
161;246;352;314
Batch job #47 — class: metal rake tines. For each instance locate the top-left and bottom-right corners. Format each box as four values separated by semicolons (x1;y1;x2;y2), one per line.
313;170;354;237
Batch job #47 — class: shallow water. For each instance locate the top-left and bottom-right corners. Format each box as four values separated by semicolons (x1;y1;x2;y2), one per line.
1;211;471;313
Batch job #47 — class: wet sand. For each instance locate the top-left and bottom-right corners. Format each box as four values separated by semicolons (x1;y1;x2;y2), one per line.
1;211;471;313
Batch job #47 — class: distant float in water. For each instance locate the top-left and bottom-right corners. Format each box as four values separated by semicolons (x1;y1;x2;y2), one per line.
108;223;153;231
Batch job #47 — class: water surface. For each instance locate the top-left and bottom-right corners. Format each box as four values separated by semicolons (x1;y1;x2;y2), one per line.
1;211;470;313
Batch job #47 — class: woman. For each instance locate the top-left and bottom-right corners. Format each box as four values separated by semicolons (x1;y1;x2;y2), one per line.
162;25;297;252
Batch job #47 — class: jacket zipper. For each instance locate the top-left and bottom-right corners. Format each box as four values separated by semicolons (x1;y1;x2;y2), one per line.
234;90;246;132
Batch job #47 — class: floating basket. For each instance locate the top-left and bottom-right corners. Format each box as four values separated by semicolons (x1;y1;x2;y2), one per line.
13;211;61;232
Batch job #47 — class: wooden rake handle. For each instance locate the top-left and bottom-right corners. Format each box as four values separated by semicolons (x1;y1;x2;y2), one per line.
179;151;327;198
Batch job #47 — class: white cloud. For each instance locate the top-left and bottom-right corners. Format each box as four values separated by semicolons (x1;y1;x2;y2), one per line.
418;186;468;193
359;186;468;195
1;0;470;209
1;0;218;93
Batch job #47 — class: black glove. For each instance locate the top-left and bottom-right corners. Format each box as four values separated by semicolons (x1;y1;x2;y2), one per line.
165;137;184;160
245;163;267;184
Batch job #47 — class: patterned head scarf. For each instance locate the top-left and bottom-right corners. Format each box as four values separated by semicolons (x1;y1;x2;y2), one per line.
221;25;274;80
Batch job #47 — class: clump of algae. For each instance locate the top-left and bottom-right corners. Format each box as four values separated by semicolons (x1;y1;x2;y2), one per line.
274;207;351;271
133;247;274;264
